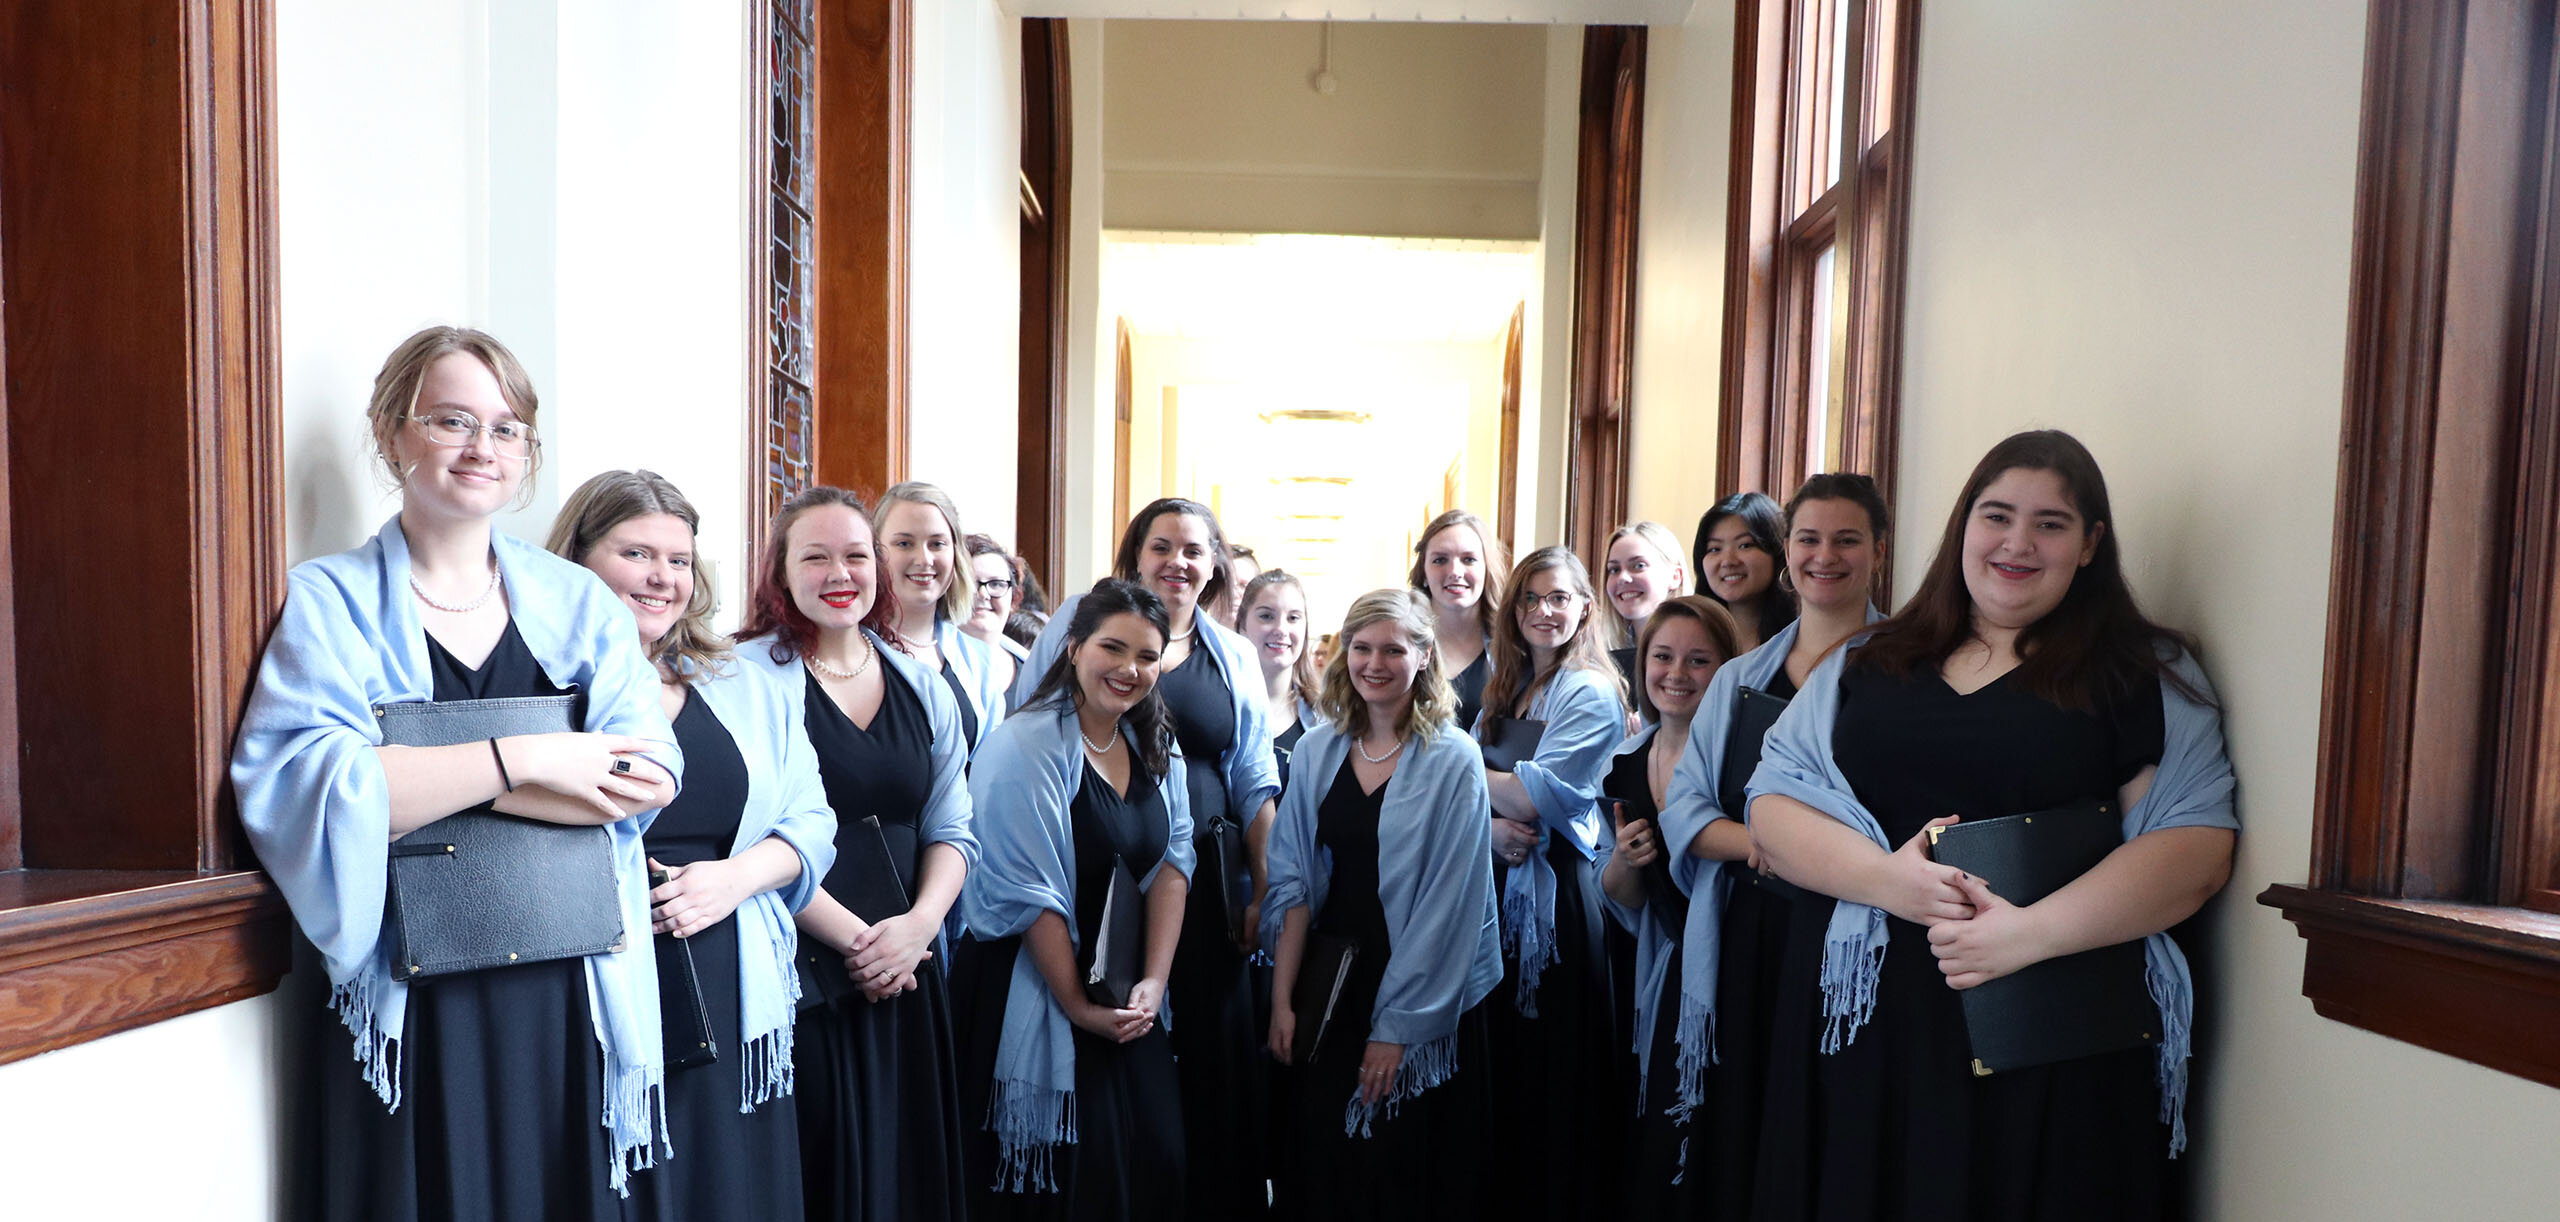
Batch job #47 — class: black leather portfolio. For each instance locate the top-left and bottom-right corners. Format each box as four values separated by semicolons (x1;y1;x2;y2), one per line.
376;694;627;981
1203;814;1253;942
1926;798;2160;1075
1478;715;1547;773
1603;797;1688;937
1290;933;1362;1064
650;865;719;1070
800;816;912;1009
1082;860;1146;1008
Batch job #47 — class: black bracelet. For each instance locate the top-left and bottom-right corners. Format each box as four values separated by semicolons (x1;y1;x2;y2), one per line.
488;737;515;792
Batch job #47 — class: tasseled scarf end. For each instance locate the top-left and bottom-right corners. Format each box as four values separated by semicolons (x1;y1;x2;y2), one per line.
329;978;403;1112
1501;875;1558;1018
602;1057;669;1197
1340;1030;1460;1139
1817;919;1888;1054
985;1079;1079;1194
1669;993;1719;1123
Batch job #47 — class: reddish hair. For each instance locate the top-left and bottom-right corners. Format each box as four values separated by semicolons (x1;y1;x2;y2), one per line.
738;486;894;662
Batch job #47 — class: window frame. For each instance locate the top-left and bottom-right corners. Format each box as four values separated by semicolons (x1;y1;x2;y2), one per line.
1717;0;1919;520
2258;0;2560;1091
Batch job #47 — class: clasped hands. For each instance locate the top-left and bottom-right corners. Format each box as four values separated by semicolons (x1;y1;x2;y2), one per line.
1072;978;1164;1045
1888;816;2050;991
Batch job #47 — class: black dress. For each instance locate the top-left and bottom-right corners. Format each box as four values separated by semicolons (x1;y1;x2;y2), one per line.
795;665;968;1222
629;689;802;1222
1450;651;1492;736
314;622;631;1222
1277;759;1490;1221
1751;663;2169;1222
1272;711;1310;786
954;760;1188;1221
1603;730;1698;1219
1702;666;1800;1222
940;655;982;748
1153;645;1269;1216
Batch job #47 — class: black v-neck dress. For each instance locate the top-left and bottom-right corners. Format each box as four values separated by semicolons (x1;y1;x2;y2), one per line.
955;758;1188;1221
627;687;802;1222
315;621;630;1222
1750;662;2168;1222
1449;651;1492;740
793;664;968;1222
1153;644;1270;1217
1696;665;1800;1222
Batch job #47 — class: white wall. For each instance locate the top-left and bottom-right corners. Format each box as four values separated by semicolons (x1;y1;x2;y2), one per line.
1890;1;2560;1217
909;0;1026;542
1066;19;1117;593
1521;23;1582;551
1626;3;1731;540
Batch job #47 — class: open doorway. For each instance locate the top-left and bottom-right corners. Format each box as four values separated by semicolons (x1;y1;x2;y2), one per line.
1104;232;1535;623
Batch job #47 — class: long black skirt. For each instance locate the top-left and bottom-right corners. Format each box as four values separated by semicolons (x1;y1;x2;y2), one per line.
954;933;1188;1222
1280;1002;1490;1220
1168;832;1271;1217
1482;836;1631;1222
1751;894;2176;1222
1629;941;1703;1220
312;957;630;1222
793;955;968;1222
628;916;801;1222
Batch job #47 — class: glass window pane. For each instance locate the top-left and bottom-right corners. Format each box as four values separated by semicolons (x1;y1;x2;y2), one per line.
1805;241;1838;473
1868;0;1901;143
1826;0;1851;188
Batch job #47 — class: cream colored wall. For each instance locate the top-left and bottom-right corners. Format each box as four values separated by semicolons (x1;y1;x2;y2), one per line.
1892;1;2560;1216
1101;20;1547;239
1009;1;1693;21
1064;21;1118;593
1522;23;1582;551
1626;2;1733;548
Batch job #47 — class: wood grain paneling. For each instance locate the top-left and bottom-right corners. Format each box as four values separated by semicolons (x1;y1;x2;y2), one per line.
0;871;288;1066
1564;27;1645;566
813;0;910;499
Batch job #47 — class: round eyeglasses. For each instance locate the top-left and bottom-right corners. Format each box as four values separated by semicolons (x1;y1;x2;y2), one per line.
410;410;539;458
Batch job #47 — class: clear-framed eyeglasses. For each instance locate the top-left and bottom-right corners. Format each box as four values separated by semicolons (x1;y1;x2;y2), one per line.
1521;590;1582;612
410;410;539;458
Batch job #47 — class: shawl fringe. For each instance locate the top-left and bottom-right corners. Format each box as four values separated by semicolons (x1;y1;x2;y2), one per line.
330;977;402;1112
1669;991;1720;1121
1501;851;1559;1016
1816;913;1889;1054
985;1078;1079;1194
1340;1030;1459;1139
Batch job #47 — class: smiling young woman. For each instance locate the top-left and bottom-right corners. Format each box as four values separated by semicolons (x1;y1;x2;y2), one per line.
1600;521;1695;692
1408;509;1511;733
873;483;1011;756
231;327;682;1218
1236;568;1320;784
1693;491;1797;652
1743;433;2237;1222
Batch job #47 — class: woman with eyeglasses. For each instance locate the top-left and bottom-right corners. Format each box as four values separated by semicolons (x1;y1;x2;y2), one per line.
1409;510;1511;736
738;486;979;1222
874;482;1010;755
964;533;1030;702
232;327;681;1218
549;470;838;1222
1013;498;1281;1219
1473;546;1631;1222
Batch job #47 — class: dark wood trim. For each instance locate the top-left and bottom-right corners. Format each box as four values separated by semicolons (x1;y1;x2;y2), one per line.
1564;26;1645;566
0;0;291;1060
1498;302;1526;552
1017;18;1071;583
814;0;910;499
0;131;15;876
1837;0;1920;529
1716;0;1788;498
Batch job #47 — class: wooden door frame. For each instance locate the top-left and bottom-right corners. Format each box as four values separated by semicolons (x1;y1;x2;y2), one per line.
1018;18;1071;585
1564;26;1646;566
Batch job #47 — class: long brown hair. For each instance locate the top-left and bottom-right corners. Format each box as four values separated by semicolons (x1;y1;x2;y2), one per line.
1852;430;2203;710
1021;579;1179;779
1480;546;1625;720
738;486;894;663
1238;568;1321;713
1114;497;1231;613
547;469;730;681
1408;509;1512;642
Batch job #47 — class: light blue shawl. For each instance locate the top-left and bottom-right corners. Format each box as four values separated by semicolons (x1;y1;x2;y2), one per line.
1015;592;1280;826
936;616;1011;753
230;514;682;1192
676;653;840;1111
959;700;1196;1192
1260;720;1504;1137
1746;641;2238;1154
1476;664;1620;1012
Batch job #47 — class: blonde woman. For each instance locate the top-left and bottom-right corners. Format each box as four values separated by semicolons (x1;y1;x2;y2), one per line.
874;481;1009;754
1473;545;1629;1222
1261;588;1502;1218
1601;520;1693;689
1408;509;1511;733
550;470;838;1222
1236;568;1320;783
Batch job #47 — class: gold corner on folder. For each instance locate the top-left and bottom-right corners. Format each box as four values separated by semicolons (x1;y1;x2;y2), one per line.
1971;1059;1992;1077
1927;826;1945;846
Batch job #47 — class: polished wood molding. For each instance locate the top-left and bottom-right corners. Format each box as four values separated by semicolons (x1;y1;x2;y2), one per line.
1017;18;1071;582
2262;885;2560;1088
0;871;289;1066
1564;26;1645;565
1498;302;1526;552
814;0;911;499
1714;0;1787;497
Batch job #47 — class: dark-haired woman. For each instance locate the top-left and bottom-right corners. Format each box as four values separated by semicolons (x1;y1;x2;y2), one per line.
1014;498;1280;1218
957;579;1195;1220
964;532;1030;699
738;487;978;1222
1695;492;1796;651
1659;471;1890;1220
231;328;680;1217
1411;509;1510;733
1746;433;2238;1221
1237;568;1319;784
1594;595;1738;1217
1263;588;1504;1219
551;470;837;1222
1475;546;1630;1222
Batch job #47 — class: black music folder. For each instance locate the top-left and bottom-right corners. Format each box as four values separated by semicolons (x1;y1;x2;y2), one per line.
1290;934;1362;1064
1478;715;1546;773
1926;798;2160;1075
800;815;912;1009
1082;860;1146;1008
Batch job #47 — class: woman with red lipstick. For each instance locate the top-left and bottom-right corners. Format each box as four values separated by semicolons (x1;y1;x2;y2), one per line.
955;579;1195;1220
1237;569;1320;784
231;328;681;1217
550;470;837;1222
875;482;1010;755
738;487;980;1222
1745;433;2238;1222
1694;492;1797;651
1475;547;1631;1222
1408;509;1512;735
1013;498;1282;1218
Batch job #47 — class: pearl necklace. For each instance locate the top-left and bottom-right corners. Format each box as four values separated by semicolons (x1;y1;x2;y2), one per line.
1356;733;1405;764
805;639;876;682
1078;723;1117;755
409;562;502;614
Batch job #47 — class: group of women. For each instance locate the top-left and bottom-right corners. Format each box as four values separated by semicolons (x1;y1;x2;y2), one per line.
234;326;2236;1222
